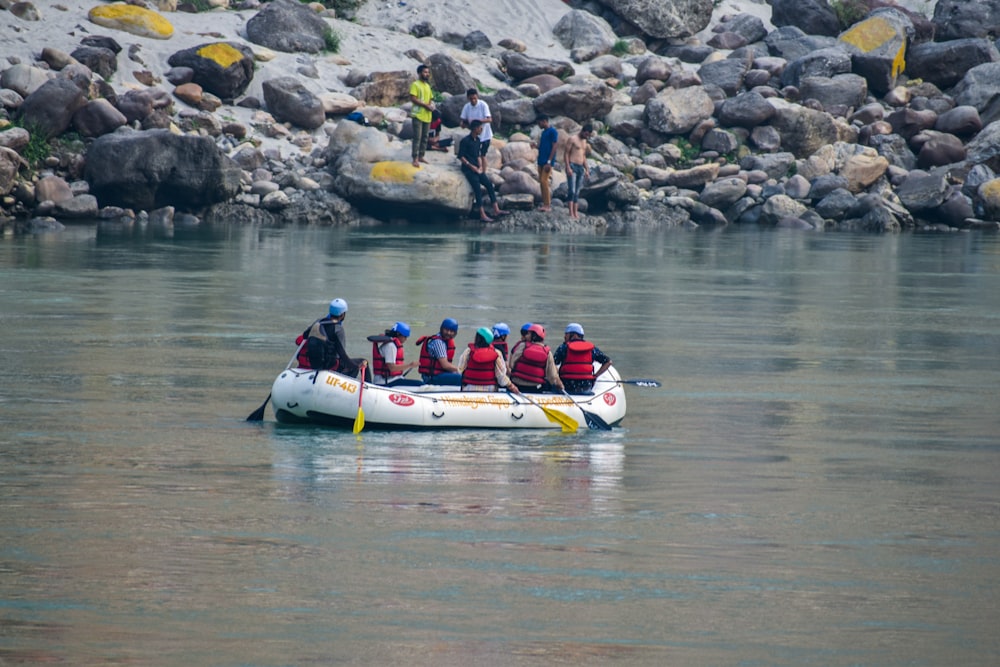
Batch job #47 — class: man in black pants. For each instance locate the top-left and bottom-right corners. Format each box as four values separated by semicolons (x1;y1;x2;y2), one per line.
458;120;507;222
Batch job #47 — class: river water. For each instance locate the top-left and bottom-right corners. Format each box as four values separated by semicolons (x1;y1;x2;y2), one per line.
1;223;998;665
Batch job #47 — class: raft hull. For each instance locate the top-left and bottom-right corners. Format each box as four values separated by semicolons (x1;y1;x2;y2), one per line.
270;365;627;430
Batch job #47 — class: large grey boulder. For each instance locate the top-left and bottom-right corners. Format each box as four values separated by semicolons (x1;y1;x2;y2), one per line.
770;105;852;159
765;26;839;61
324;122;472;215
426;52;477;97
72;98;128;138
698;57;751;96
838;11;911;95
595;0;713;39
0;147;27;196
906;39;1000;90
644;85;715;135
952;62;1000;126
245;0;330;53
553;10;617;63
16;78;87;139
262;77;325;130
349;71;412;107
932;0;1000;42
965;120;1000;168
799;74;868;112
501;52;574;82
85;129;242;211
781;47;852;88
717;91;776;128
533;80;615;123
769;0;840;37
0;64;52;98
69;46;117;80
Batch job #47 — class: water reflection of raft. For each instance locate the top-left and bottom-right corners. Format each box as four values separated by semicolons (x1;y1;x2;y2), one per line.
271;364;627;430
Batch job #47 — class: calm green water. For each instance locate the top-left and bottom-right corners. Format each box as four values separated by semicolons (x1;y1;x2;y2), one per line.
1;224;999;665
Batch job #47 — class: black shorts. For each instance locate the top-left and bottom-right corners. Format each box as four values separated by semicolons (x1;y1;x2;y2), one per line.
478;139;491;157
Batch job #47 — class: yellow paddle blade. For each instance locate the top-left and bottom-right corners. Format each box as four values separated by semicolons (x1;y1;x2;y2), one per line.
541;405;578;433
353;407;365;434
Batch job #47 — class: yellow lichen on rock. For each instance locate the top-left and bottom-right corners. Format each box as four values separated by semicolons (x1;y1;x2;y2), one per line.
370;161;419;183
88;3;174;39
196;43;245;69
840;17;896;52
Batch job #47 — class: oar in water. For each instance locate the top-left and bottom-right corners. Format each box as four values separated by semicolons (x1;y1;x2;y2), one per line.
512;390;578;433
352;362;368;435
246;393;270;422
561;390;612;431
247;341;305;422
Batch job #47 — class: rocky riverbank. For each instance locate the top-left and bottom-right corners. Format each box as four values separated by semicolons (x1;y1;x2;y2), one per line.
1;0;1000;235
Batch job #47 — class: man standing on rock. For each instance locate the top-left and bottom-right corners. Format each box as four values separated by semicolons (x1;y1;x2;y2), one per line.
564;123;592;220
409;64;435;168
459;88;493;172
534;114;559;212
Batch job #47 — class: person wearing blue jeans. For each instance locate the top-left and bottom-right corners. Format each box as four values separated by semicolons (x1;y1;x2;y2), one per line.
563;123;593;220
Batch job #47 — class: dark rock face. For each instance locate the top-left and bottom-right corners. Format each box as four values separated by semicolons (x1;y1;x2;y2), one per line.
501;52;575;81
769;0;840;37
245;0;331;54
70;46;118;80
906;39;1000;90
262;77;325;130
932;0;1000;42
84;130;242;211
167;42;256;101
16;78;88;139
595;0;713;39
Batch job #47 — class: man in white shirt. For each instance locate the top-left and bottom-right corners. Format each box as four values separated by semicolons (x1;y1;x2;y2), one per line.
459;88;493;171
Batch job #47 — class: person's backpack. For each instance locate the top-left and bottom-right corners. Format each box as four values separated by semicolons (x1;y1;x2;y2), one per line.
346;111;370;126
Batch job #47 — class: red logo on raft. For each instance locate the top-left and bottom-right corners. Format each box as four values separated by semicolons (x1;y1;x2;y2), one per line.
389;394;415;406
603;393;616;406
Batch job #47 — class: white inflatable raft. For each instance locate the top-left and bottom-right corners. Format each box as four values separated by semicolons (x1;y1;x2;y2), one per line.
270;364;627;430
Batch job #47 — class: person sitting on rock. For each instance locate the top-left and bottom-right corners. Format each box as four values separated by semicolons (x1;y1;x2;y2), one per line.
458;120;508;222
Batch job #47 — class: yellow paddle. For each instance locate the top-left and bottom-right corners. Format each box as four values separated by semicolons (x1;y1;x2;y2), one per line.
513;390;578;433
353;362;367;434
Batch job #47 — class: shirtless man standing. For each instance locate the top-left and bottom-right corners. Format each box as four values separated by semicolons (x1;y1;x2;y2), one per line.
563;123;593;220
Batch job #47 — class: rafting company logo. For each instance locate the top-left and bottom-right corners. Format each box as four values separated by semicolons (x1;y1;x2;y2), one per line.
603;393;616;406
388;394;415;406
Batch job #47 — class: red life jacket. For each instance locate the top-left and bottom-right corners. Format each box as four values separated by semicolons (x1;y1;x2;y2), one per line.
418;333;456;376
295;333;311;368
511;341;549;385
372;336;405;378
462;345;499;386
493;339;509;359
559;340;596;381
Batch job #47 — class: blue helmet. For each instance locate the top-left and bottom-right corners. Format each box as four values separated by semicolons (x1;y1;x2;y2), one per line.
520;322;533;334
392;321;411;337
329;298;348;316
565;322;584;336
441;317;459;332
492;322;510;338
